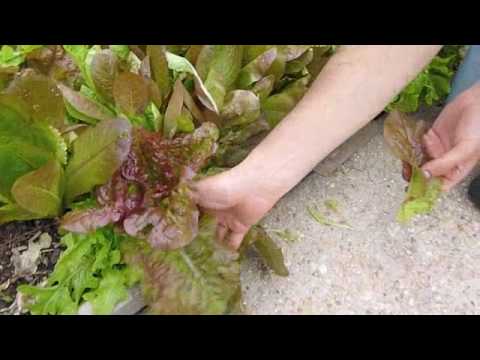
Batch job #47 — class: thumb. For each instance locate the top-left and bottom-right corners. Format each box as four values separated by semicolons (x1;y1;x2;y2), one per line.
190;175;234;210
422;141;477;178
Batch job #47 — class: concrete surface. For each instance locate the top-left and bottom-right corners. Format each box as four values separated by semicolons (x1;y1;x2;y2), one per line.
241;113;480;315
313;118;381;176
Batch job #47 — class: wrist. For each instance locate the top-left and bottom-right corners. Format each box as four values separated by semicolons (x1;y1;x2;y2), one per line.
228;151;293;205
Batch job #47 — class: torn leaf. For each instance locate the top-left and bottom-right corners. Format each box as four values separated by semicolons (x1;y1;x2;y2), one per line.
397;166;442;223
384;110;428;167
307;205;352;230
244;226;289;277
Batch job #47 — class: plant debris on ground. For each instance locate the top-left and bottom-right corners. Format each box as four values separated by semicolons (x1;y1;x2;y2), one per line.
0;219;61;314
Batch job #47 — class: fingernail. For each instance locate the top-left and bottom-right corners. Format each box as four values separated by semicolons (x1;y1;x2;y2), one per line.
423;169;432;179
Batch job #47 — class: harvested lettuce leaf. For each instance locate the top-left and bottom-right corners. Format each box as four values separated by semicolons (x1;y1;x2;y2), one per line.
384;111;443;223
383;110;427;167
397;167;442;223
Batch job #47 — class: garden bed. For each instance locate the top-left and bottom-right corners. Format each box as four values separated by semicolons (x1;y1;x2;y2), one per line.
0;220;61;314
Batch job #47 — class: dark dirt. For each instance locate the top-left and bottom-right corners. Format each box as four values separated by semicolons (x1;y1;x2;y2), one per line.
0;219;62;313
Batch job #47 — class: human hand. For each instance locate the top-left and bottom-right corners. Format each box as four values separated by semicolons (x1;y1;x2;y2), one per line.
191;167;278;250
422;83;480;191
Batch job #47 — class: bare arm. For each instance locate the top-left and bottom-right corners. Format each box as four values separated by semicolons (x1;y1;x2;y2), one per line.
194;45;443;248
233;45;443;202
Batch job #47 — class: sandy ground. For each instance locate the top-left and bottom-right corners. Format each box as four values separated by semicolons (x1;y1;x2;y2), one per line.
241;116;480;315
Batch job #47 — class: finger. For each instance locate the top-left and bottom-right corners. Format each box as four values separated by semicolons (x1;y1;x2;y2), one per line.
442;159;477;192
190;177;231;210
430;95;465;136
422;141;477;178
227;231;246;251
216;223;229;243
423;128;447;159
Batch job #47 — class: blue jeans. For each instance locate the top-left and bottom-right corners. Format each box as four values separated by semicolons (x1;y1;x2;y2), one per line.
447;45;480;103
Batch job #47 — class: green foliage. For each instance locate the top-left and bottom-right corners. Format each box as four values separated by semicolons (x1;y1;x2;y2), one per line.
64;118;131;204
122;214;241;314
19;228;138;315
388;47;465;113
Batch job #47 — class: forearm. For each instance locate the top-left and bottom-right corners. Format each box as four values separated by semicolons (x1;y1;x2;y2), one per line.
234;45;443;201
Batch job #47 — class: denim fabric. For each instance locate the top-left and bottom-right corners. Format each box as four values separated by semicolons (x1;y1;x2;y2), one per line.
447;45;480;103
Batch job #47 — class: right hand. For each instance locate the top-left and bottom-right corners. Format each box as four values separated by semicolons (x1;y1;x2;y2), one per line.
421;83;480;191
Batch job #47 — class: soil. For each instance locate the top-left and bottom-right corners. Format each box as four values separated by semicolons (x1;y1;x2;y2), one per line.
0;219;62;314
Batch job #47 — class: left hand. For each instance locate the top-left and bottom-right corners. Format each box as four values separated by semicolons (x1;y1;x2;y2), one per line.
190;168;278;250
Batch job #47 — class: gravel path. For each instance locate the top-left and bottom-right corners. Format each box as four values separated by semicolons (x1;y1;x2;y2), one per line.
241;115;480;314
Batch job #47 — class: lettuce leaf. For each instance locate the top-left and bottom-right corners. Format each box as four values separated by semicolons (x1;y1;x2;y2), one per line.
59;83;116;124
0;45;42;68
61;122;219;250
165;51;218;114
242;225;289;277
383;110;428;167
146;45;171;100
388;53;459;113
64;118;132;204
397;167;442;223
11;159;64;218
63;45;90;84
122;214;241;315
113;72;150;117
384;111;443;223
90;49;119;104
203;46;243;110
0;94;67;200
262;75;310;127
18;227;136;315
